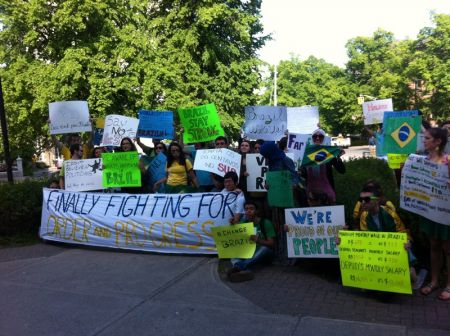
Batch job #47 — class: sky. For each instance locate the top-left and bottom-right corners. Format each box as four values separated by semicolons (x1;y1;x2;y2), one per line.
258;0;450;67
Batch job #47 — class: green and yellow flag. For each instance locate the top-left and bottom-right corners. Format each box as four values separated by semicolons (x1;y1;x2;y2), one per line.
301;145;341;167
383;116;421;154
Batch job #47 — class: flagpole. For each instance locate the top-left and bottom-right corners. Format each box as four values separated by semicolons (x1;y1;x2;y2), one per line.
273;64;277;107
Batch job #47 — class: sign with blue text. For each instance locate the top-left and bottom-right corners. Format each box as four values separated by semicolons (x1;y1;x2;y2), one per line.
49;101;91;134
243;106;287;141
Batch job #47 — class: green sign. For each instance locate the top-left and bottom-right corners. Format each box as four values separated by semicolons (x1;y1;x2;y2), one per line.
266;171;294;207
339;230;412;294
383;116;421;154
102;151;141;188
211;223;256;259
178;103;225;143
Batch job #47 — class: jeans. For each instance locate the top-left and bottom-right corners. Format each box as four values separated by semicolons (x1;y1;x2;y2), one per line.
231;246;274;270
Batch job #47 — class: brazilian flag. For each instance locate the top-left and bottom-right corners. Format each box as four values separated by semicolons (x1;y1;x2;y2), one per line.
383;116;422;154
301;145;341;167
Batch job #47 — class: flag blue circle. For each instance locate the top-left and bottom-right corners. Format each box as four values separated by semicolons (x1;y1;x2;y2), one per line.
315;151;327;162
398;126;410;142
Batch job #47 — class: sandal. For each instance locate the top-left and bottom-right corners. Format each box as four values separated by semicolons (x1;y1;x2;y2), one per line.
420;282;438;296
438;287;450;301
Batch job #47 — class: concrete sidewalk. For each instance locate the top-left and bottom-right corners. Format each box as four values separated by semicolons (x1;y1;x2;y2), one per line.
0;243;448;336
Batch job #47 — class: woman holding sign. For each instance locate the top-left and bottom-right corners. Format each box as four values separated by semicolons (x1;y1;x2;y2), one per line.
420;128;450;300
154;142;199;193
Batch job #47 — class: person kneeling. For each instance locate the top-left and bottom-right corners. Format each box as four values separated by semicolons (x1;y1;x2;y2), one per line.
228;201;276;282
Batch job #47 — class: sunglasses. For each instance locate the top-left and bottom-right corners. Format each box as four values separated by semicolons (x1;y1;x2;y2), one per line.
216;142;226;145
156;146;164;149
312;134;324;139
171;149;180;152
359;196;378;203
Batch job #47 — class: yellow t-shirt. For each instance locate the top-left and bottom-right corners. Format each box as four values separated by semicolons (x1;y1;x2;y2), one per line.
166;160;193;186
61;144;90;160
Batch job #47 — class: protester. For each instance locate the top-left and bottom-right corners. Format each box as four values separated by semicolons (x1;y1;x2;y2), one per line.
153;142;199;193
237;139;252;198
48;179;60;189
221;171;245;224
90;146;106;159
117;137;137;152
228;200;276;282
253;139;264;153
135;137;164;157
419;127;450;300
59;144;83;189
214;136;228;149
51;133;91;160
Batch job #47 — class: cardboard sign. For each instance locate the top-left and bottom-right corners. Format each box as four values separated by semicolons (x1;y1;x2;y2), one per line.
246;154;268;192
339;231;412;294
243;106;287;141
211;223;256;258
287;106;319;134
102;151;141;188
193;148;241;178
400;154;450;225
362;98;393;125
102;115;139;147
137;110;174;139
178;103;225;143
287;133;311;165
49;101;91;134
266;171;294;207
64;159;104;192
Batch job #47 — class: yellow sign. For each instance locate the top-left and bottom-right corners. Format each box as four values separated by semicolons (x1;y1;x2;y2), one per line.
387;154;408;169
357;96;365;105
338;230;412;294
211;223;256;259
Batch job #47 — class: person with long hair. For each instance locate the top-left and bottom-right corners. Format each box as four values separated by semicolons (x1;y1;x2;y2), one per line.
117;137;137;152
153;142;199;193
238;139;252;198
419;127;450;300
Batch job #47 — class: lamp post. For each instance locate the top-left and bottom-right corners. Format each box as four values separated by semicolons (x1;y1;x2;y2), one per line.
0;77;13;183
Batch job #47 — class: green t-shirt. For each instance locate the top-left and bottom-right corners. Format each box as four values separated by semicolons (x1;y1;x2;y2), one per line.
240;217;276;244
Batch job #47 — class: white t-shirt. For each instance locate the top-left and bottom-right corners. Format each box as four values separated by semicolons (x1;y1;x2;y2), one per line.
221;188;245;216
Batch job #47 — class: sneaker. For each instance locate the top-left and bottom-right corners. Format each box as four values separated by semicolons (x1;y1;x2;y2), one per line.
229;270;254;283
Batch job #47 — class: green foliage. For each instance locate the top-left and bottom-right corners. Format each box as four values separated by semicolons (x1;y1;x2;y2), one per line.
0;179;47;236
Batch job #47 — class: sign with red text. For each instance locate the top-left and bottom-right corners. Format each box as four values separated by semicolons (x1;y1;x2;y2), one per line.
362;98;393;125
193;148;241;177
102;115;139;147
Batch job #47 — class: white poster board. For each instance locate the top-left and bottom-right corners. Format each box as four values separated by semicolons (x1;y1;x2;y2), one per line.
246;154;268;192
193;148;241;177
287;133;311;164
243;106;287;141
287;106;319;134
49;101;91;134
400;154;450;225
64;159;104;192
101;115;139;147
285;205;345;258
362;98;393;125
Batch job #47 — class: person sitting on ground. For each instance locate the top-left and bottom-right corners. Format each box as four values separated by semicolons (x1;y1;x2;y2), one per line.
221;171;245;224
228;201;276;282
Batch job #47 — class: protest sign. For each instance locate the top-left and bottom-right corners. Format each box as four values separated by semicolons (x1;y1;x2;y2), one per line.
137;110;174;139
301;145;341;167
362;98;393;125
102;152;141;188
193;148;241;177
287;133;310;164
246;154;268;192
285;205;344;258
149;152;167;192
382;110;419;128
49;101;91;134
211;223;256;258
400;154;450;225
266;171;294;207
178;103;225;143
287;106;319;134
40;189;245;254
339;231;412;294
243;106;287;141
383;116;421;154
387;154;408;169
101;115;139;147
93;118;105;146
64;159;104;192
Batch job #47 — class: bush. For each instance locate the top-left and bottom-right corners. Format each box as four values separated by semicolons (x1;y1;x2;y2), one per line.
0;179;48;236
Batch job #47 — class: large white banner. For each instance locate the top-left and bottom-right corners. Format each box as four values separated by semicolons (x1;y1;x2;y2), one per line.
287;106;319;134
243;106;287;141
285;205;345;258
40;189;245;254
102;115;139;147
362;98;393;125
49;101;91;134
193;148;241;177
287;133;311;164
246;154;268;192
64;159;104;192
400;154;450;225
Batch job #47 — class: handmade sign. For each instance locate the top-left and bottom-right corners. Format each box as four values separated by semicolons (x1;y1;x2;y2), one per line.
49;101;91;134
246;154;268;192
285;205;344;258
40;189;245;254
287;106;319;134
137;110;174;139
287;133;311;165
243;106;287;141
211;223;256;258
93;118;105;146
362;98;393;125
102;152;141;188
387;154;408;169
102;115;139;147
193;148;241;177
149;152;167;193
64;159;104;192
339;230;412;294
266;171;294;207
178;103;225;143
400;154;450;225
383;116;421;154
301;145;341;167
